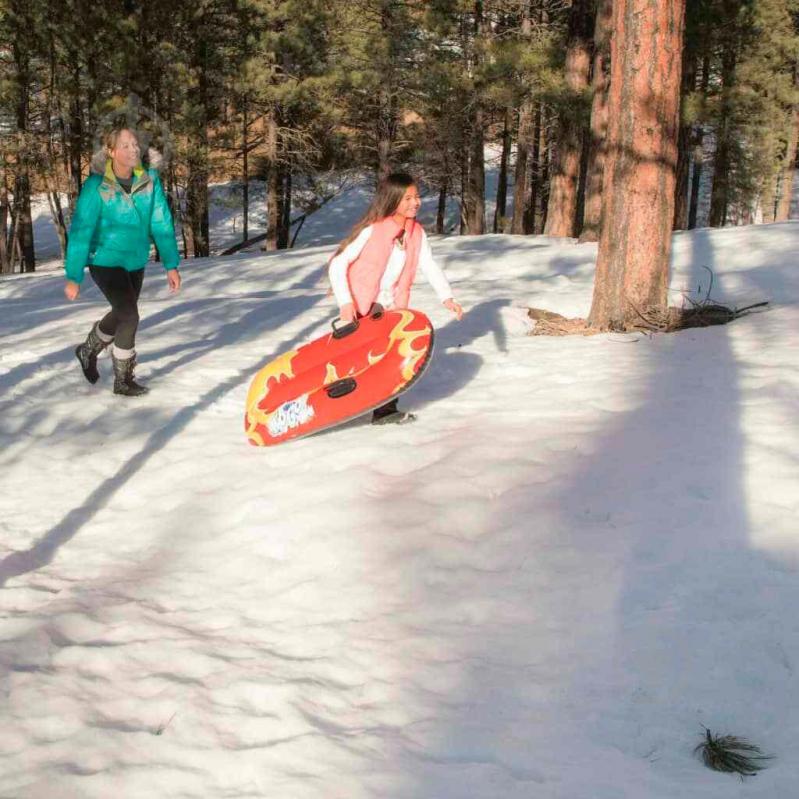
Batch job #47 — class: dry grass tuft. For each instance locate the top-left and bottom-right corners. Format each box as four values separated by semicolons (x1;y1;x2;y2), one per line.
694;728;772;778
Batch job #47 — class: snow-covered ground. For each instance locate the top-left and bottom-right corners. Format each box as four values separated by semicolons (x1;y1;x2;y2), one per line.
1;217;798;798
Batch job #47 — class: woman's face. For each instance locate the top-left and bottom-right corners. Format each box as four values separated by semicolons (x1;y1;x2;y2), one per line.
110;130;141;171
394;185;421;219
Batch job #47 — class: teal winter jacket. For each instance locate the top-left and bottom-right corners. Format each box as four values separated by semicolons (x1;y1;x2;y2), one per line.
64;160;180;284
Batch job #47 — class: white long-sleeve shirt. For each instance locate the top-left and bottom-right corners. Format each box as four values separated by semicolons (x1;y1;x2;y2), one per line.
328;225;453;309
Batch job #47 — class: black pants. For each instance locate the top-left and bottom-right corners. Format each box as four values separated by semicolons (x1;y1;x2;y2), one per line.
89;266;144;350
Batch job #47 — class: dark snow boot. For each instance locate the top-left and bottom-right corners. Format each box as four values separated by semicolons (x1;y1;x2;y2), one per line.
372;410;417;425
112;352;149;397
75;323;112;384
371;399;416;426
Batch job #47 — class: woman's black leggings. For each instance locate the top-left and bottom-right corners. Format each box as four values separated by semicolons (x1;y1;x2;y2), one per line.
89;266;144;350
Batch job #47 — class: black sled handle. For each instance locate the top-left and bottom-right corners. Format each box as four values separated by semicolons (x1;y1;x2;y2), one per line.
331;304;384;339
331;318;359;339
325;377;357;398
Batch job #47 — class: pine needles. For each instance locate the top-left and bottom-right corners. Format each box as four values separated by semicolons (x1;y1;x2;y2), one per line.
694;728;773;778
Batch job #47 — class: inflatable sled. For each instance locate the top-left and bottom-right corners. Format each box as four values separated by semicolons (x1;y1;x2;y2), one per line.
245;306;434;446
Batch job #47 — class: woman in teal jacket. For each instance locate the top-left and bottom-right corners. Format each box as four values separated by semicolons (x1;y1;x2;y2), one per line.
64;127;181;396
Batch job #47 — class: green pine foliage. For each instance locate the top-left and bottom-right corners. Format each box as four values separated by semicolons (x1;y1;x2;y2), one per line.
689;0;799;224
3;0;799;272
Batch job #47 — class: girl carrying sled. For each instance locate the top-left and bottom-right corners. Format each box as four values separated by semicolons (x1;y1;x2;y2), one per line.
64;127;181;396
328;172;463;425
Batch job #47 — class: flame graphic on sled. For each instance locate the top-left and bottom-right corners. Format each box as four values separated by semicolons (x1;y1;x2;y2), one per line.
381;310;432;391
245;350;298;446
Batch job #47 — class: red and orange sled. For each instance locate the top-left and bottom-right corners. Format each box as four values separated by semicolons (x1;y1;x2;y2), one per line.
244;306;434;446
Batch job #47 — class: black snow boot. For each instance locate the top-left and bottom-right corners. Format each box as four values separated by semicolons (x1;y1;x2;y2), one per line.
371;399;416;426
75;323;112;384
112;352;149;397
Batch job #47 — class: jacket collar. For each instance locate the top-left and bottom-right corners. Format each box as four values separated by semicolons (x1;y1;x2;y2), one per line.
102;159;150;193
381;215;417;239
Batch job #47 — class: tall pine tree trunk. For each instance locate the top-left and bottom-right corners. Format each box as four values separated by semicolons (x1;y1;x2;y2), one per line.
544;0;593;238
673;40;697;230
9;6;35;273
688;139;705;229
511;100;533;234
242;101;249;243
186;33;211;258
579;0;611;242
688;55;709;230
463;1;486;234
588;0;685;330
494;108;511;232
776;107;799;221
528;103;544;233
264;107;280;252
436;176;448;234
0;173;10;275
186;143;210;258
761;175;777;224
511;1;533;235
68;53;83;212
278;160;291;249
709;49;737;228
534;110;550;233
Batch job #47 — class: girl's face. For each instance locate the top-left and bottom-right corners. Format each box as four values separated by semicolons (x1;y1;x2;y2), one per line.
394;185;421;219
110;130;141;171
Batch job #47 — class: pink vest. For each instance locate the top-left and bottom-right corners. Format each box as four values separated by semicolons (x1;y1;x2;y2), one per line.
347;217;423;316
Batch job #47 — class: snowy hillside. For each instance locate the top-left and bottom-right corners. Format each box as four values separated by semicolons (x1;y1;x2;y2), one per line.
1;221;798;799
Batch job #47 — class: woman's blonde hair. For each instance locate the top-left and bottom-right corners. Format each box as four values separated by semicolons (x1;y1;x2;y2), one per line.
104;127;139;154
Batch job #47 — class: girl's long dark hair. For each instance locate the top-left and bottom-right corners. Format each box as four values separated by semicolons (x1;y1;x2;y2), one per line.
333;173;416;256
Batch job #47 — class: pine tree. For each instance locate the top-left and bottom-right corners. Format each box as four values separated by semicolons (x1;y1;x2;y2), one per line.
588;0;686;330
579;0;611;242
544;0;593;238
707;0;798;226
2;0;40;272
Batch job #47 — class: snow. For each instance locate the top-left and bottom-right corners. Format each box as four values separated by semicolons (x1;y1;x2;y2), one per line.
1;214;799;798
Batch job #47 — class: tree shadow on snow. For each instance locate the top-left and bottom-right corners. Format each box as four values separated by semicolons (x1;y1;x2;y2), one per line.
391;231;798;796
0;270;330;587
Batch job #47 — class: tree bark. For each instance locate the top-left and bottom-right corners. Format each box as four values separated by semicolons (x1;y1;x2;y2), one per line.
436;178;448;234
68;53;83;212
533;107;549;233
776;107;799;221
11;15;35;273
264;108;280;251
511;100;533;234
709;48;736;228
242;101;249;243
185;146;210;258
278;160;291;249
185;30;211;258
511;1;533;235
579;0;612;242
466;105;485;233
494;107;511;232
0;175;10;275
673;36;697;230
687;54;709;230
463;0;485;234
544;0;593;238
761;173;777;224
588;0;686;330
